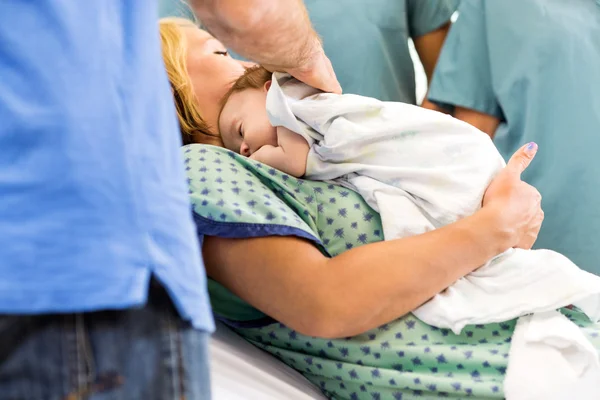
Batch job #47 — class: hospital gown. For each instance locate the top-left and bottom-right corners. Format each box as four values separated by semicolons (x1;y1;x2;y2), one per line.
187;145;600;400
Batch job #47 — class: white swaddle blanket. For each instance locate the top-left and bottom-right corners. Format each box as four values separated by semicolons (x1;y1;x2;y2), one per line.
266;73;600;399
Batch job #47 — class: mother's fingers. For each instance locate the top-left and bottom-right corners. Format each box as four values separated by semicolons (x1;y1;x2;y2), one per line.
515;209;544;250
505;142;538;178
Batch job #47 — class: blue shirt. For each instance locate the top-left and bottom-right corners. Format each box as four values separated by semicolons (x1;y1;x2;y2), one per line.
0;1;214;330
429;0;600;274
158;0;459;102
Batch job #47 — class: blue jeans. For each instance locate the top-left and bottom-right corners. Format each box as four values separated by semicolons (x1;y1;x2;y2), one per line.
0;282;211;400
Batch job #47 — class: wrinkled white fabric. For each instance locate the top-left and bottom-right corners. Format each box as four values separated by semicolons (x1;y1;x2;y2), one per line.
267;73;504;239
504;311;600;400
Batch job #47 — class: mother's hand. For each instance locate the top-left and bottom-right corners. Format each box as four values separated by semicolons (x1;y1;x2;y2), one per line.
482;143;544;249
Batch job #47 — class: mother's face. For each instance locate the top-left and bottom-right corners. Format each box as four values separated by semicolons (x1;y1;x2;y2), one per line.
182;27;253;133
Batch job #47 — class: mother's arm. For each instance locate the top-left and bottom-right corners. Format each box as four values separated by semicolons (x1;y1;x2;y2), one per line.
205;209;505;338
203;145;542;339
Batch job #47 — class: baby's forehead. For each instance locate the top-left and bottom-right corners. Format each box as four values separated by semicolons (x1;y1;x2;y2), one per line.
225;89;257;118
219;88;247;117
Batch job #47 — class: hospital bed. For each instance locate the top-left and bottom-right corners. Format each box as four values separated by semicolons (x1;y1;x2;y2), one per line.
210;321;327;399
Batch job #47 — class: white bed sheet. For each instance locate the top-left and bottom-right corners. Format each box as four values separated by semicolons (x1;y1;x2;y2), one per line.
210;321;327;399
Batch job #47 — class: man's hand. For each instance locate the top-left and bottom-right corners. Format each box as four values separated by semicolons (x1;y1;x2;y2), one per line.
191;0;341;93
278;44;342;94
262;35;341;94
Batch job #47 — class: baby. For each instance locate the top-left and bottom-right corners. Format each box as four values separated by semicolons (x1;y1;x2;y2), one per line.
218;65;504;237
218;66;311;178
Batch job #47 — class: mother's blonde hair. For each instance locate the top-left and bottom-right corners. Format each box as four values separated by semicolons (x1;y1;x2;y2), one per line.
159;17;223;146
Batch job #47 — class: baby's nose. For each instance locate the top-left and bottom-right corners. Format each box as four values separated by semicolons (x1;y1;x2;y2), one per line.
240;142;251;157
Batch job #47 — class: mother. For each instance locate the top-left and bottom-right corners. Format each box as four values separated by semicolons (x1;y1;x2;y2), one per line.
159;18;599;399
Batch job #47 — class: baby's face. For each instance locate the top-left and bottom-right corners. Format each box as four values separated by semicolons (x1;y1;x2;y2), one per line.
218;87;278;156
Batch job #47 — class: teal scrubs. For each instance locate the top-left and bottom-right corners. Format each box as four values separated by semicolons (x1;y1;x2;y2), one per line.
158;0;194;19
158;0;459;102
429;0;600;274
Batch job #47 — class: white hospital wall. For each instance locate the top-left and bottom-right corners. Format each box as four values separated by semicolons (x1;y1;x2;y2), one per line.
410;11;458;104
408;39;428;104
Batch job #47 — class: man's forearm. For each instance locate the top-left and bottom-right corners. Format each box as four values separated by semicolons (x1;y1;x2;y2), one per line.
191;0;319;69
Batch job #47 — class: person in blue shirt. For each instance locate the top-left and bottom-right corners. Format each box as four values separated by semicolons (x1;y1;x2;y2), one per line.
428;0;600;275
0;0;339;398
158;0;459;105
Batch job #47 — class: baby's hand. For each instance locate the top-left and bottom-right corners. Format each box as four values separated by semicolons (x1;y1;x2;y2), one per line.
249;145;280;164
249;144;305;178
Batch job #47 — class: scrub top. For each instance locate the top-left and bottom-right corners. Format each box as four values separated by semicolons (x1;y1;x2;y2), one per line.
303;0;459;102
0;1;214;331
428;0;600;274
159;0;195;20
158;0;459;102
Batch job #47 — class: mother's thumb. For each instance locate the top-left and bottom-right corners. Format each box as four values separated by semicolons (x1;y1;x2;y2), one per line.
506;142;538;176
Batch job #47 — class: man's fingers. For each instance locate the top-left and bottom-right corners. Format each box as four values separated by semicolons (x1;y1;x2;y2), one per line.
505;142;538;177
317;56;342;94
292;68;342;94
288;52;342;94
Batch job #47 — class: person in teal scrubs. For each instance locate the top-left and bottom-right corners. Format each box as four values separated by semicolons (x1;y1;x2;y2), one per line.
159;0;194;19
428;0;600;274
158;0;459;104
